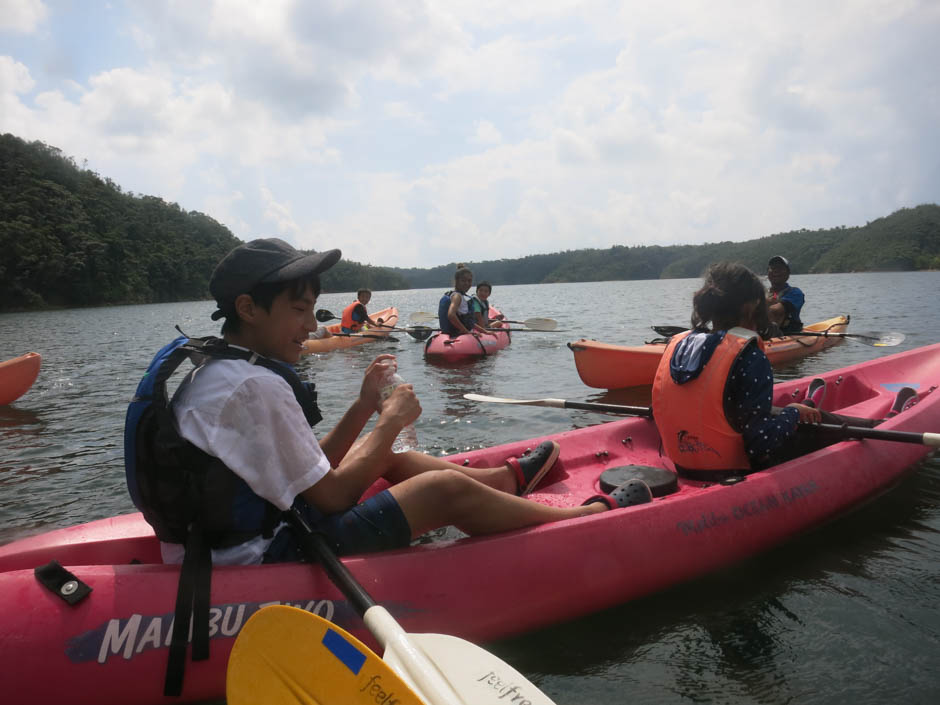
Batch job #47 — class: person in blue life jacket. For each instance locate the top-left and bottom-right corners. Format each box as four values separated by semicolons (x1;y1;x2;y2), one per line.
652;262;878;478
145;239;645;571
765;255;804;335
340;288;380;333
470;281;505;329
437;264;486;336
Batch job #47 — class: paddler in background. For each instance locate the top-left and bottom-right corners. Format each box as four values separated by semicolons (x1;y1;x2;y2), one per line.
652;262;878;479
340;288;380;333
765;255;804;335
471;281;505;329
438;264;486;336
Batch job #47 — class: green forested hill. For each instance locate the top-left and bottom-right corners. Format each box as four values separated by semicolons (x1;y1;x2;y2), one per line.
0;134;408;311
2;133;938;312
394;204;940;288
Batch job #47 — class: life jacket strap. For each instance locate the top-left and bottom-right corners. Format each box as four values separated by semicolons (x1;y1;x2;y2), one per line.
163;523;211;696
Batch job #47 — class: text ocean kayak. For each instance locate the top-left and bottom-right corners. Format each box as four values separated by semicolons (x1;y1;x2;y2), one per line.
0;351;42;405
424;307;511;361
301;307;399;353
569;315;849;389
0;341;937;705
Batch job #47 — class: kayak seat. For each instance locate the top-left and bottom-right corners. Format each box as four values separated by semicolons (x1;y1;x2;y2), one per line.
599;465;679;497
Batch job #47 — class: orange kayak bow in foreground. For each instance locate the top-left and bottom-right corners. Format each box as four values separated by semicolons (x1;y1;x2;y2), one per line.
0;352;42;405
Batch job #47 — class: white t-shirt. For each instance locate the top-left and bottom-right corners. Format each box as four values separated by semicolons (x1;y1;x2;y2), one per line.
160;356;331;565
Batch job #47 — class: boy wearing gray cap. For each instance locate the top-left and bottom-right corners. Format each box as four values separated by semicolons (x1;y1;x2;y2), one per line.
158;237;637;568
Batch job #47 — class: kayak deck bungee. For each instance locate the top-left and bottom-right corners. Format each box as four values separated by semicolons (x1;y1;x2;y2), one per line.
0;341;938;705
569;315;849;389
0;351;42;405
424;306;511;361
301;306;399;353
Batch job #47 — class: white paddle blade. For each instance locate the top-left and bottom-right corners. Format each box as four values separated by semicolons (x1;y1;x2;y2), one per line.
923;432;940;448
410;311;439;323
393;634;558;705
871;332;905;346
463;393;565;408
365;607;464;704
364;607;557;705
523;317;557;331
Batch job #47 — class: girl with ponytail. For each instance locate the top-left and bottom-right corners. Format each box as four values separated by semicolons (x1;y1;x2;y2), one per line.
651;263;874;474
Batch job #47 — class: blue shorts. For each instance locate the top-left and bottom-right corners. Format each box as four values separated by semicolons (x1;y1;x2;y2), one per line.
262;489;411;563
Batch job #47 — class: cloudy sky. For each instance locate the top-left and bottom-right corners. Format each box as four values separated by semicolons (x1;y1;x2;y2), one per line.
2;1;938;268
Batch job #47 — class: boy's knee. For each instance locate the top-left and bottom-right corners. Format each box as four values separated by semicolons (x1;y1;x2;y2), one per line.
417;468;474;504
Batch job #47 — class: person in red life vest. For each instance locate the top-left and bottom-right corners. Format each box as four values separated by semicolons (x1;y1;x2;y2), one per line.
652;262;876;478
340;289;380;333
765;255;804;335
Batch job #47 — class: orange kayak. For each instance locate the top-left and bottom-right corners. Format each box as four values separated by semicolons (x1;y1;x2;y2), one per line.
0;352;42;405
301;307;399;353
569;315;849;389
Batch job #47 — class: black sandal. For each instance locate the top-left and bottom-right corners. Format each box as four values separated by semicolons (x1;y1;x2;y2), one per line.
582;479;653;509
506;440;561;495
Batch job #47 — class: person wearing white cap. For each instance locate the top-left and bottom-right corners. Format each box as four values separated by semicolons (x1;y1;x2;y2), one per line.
766;255;804;334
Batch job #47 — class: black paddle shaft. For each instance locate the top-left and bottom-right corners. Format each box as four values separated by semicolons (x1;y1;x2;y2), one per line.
288;506;376;617
565;400;653;417
803;422;929;445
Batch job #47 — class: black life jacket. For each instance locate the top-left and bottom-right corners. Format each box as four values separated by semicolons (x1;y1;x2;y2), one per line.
123;333;322;696
437;290;476;335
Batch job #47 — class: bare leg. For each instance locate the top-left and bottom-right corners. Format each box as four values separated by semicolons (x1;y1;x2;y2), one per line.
388;469;605;539
383;449;519;494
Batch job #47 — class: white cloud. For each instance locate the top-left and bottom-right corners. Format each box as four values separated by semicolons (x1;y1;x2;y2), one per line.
0;0;937;267
261;185;302;237
0;55;34;93
0;0;48;33
470;120;501;145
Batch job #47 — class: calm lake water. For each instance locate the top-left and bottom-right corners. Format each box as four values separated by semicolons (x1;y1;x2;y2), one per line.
2;272;939;704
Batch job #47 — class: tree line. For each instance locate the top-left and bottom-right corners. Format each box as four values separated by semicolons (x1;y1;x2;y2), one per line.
394;204;940;289
0;134;408;312
2;133;938;312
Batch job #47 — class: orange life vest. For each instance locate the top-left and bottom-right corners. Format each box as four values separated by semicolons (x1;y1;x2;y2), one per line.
341;300;365;332
652;328;762;472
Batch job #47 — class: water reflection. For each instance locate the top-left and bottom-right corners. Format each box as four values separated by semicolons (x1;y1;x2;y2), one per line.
0;406;42;430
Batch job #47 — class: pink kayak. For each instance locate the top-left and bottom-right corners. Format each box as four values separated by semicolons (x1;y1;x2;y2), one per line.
424;307;511;361
0;342;938;705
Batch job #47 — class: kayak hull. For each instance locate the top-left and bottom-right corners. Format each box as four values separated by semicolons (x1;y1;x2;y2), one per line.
569;315;849;389
0;351;42;405
1;341;938;705
424;307;510;361
301;307;399;353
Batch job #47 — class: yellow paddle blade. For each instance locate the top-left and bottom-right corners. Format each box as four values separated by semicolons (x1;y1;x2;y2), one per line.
226;605;426;705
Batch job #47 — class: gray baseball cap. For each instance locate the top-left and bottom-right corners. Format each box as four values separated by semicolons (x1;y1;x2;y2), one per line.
768;255;790;269
209;238;341;320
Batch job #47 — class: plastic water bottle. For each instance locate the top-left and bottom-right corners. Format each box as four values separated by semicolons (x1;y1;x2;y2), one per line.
379;365;419;453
